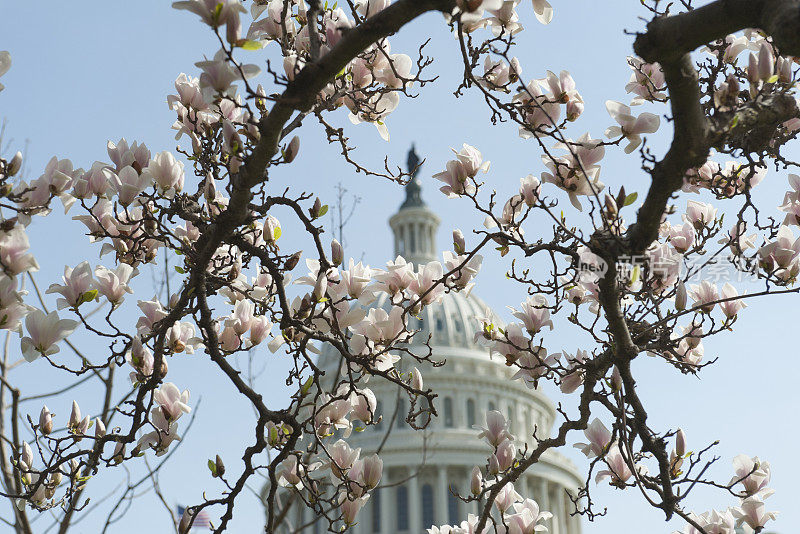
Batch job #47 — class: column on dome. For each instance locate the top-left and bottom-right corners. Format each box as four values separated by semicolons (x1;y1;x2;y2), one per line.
551;483;564;534
556;486;569;534
436;466;449;526
379;472;391;534
454;389;465;428
536;478;551;532
409;471;421;532
520;474;530;501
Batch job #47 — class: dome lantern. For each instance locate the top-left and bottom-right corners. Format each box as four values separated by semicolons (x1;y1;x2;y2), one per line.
389;145;441;266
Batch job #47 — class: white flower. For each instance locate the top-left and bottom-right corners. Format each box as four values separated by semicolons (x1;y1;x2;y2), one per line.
20;309;78;362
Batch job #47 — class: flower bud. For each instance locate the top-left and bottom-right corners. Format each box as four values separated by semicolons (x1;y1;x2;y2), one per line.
470;466;483;495
331;239;343;267
604;194;618;219
675;428;686;457
68;401;81;432
39;405;53;435
112;442;126;464
496;440;516;471
453;229;466;254
361;454;383;489
95;418;106;439
675;281;687;311
21;441;33;469
178;508;193;534
284;136;300;163
7;151;22;177
263;215;281;243
411;367;423;391
566;99;584;121
285;250;302;271
610;366;623;392
309;197;323;219
215;454;225;477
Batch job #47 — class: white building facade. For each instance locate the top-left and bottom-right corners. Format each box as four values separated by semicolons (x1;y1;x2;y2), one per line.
287;148;583;534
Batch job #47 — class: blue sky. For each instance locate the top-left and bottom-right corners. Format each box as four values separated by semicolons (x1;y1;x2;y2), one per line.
0;1;796;533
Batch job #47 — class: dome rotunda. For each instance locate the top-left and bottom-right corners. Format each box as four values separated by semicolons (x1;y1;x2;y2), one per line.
296;148;584;534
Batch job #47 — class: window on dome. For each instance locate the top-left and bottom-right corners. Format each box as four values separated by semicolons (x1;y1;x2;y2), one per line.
448;491;460;524
422;484;435;530
375;400;383;430
409;226;416;252
397;485;409;531
444;397;454;428
466;399;476;427
488;401;496;412
372;487;381;532
507;406;514;434
397;398;406;428
399;227;405;255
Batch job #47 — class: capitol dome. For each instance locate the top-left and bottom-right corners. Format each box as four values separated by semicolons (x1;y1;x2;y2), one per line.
283;147;582;534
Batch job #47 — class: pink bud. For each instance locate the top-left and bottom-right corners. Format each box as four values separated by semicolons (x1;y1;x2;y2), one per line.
361;454;383;489
470;466;483;495
488;453;500;475
331;239;343;267
411;367;423;391
676;428;686;457
611;366;623;392
285;136;300;163
566;99;584;121
496;440;516;471
453;229;466;254
95;419;106;439
69;401;81;431
8;151;22;177
675;281;687;311
39;406;53;435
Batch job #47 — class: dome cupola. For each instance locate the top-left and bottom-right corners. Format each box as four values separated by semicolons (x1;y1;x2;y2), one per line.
388;146;441;266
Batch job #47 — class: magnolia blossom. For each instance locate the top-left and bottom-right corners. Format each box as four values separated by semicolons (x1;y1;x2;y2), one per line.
166;321;202;353
433;144;489;198
685;200;718;230
153;382;191;422
604;101;660;153
668;223;695;253
46;261;96;309
515;79;561;137
510;294;553;335
625;56;665;104
0;226;39;276
142;151;184;197
575;418;611;458
719;283;746;318
596;443;635;487
679;509;737;534
689;280;719;313
196;49;260;94
94;264;136;307
732;496;778;531
477;410;512;447
20;310;78;362
730;455;772;497
758;224;800;278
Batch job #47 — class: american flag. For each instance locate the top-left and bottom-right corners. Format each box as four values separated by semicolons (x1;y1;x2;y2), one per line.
177;505;212;530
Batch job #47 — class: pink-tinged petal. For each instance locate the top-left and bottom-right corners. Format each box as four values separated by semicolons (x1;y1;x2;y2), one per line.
532;0;553;24
632;112;660;134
